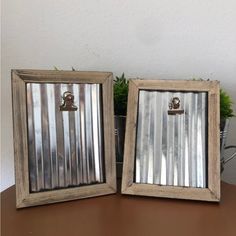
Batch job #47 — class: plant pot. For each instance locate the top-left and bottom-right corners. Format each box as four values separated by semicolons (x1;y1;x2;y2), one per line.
114;115;126;178
220;118;236;173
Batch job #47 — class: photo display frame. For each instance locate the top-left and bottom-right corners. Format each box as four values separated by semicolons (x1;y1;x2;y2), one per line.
12;70;116;208
122;79;220;202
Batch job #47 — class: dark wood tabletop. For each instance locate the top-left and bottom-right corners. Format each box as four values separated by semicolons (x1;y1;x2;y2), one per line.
1;181;236;236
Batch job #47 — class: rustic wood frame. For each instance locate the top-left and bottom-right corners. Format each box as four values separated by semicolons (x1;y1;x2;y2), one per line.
12;69;116;208
122;79;220;202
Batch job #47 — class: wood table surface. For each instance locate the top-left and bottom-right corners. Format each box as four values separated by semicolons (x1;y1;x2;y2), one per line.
1;181;236;236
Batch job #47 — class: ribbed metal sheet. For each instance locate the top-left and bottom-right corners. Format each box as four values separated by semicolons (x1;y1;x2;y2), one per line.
135;90;208;188
26;83;104;193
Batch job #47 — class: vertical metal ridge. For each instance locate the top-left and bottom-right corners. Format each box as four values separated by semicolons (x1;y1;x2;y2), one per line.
61;84;72;187
161;92;168;185
201;92;207;188
85;85;92;183
135;91;144;183
31;83;44;191
89;85;96;183
173;92;180;186
187;93;193;187
54;84;65;187
184;93;190;187
147;92;154;184
84;84;90;183
140;91;146;184
46;84;58;188
40;84;52;189
79;84;88;184
141;92;151;183
196;93;202;187
191;93;197;187
146;92;151;183
92;84;101;182
195;93;199;187
27;83;37;192
167;92;174;186
67;84;77;186
62;110;72;187
73;84;82;184
86;84;96;183
178;93;185;186
97;84;104;182
197;92;207;188
153;92;163;184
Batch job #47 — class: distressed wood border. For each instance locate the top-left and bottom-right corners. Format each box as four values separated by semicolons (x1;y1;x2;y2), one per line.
122;79;220;202
12;69;116;208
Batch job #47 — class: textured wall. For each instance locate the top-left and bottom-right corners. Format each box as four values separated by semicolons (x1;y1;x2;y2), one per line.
1;0;236;191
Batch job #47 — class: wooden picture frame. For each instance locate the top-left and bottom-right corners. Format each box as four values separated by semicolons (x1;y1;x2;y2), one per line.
12;69;116;208
122;79;220;202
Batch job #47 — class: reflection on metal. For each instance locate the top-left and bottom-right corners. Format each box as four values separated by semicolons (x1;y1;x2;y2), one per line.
168;97;184;115
135;90;208;188
220;119;236;172
26;83;104;193
60;91;78;111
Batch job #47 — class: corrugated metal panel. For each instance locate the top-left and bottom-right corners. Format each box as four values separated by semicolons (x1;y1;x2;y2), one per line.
26;83;104;193
135;90;207;188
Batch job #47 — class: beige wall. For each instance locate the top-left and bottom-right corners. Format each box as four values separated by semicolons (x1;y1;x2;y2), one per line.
1;0;236;191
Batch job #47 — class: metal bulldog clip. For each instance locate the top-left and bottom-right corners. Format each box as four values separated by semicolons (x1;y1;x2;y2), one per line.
60;91;78;111
168;97;184;115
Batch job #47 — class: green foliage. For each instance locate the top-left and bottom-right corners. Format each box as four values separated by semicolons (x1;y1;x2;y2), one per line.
220;89;235;120
114;73;129;116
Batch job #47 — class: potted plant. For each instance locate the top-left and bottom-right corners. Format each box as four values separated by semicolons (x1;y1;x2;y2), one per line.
220;89;234;127
220;89;236;172
113;73;128;177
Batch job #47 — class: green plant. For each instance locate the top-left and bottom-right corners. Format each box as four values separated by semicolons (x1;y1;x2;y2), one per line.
220;89;235;120
114;73;129;116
